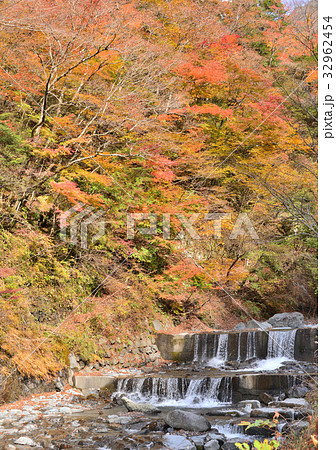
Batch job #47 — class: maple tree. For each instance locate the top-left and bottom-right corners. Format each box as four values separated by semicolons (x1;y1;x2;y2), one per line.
0;0;317;382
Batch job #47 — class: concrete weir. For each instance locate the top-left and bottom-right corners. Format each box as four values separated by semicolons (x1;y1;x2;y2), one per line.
155;327;318;363
110;372;312;404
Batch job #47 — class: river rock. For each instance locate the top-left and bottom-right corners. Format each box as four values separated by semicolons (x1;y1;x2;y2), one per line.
14;436;39;447
238;400;261;409
286;385;309;398
204;440;220;450
269;398;309;408
244;423;275;437
205;409;244;417
163;434;196;449
107;414;133;425
205;433;226;445
282;420;310;435
165;410;211;432
121;396;161;414
250;407;295;419
259;392;274;405
268;312;304;328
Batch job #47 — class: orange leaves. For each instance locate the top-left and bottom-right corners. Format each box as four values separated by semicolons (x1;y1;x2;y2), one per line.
50;180;105;207
189;104;233;119
34;146;72;159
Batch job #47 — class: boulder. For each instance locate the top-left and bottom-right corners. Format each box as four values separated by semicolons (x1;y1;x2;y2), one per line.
121;396;161;414
246;320;263;329
268;312;304;328
165;410;211;432
233;322;246;331
246;320;272;330
163;434;196;450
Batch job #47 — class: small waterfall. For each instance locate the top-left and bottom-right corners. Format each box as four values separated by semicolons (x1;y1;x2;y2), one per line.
267;329;297;359
193;333;223;362
116;376;233;406
237;333;241;362
193;334;199;362
216;333;229;360
246;331;257;360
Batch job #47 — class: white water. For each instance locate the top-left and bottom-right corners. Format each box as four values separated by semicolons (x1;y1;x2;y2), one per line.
197;329;298;370
116;376;232;407
267;329;297;359
215;423;246;439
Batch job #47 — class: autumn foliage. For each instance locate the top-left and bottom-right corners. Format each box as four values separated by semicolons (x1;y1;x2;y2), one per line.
0;0;317;378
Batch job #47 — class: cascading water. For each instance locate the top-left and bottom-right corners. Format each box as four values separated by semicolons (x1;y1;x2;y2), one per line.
116;376;233;407
193;328;298;372
267;329;297;359
246;331;257;360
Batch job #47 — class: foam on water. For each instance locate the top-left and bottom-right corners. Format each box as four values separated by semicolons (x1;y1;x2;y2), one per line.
116;376;233;407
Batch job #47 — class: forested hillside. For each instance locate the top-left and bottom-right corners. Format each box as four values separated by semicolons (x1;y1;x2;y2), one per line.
0;0;317;380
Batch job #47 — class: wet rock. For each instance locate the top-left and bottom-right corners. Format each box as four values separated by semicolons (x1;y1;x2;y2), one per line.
206;409;244;417
163;433;196;450
238;400;261;409
204;439;220;450
165;410;211;432
224;361;240;369
269;398;309;408
121;396;161;414
268;312;304;328
190;435;206;448
250;407;295;420
205;433;226;445
14;436;39;447
244;423;275;437
259;392;274;405
107;414;133;425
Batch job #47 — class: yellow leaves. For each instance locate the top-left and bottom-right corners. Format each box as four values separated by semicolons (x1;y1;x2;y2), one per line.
310;434;318;447
35;195;54;213
75;169;113;187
